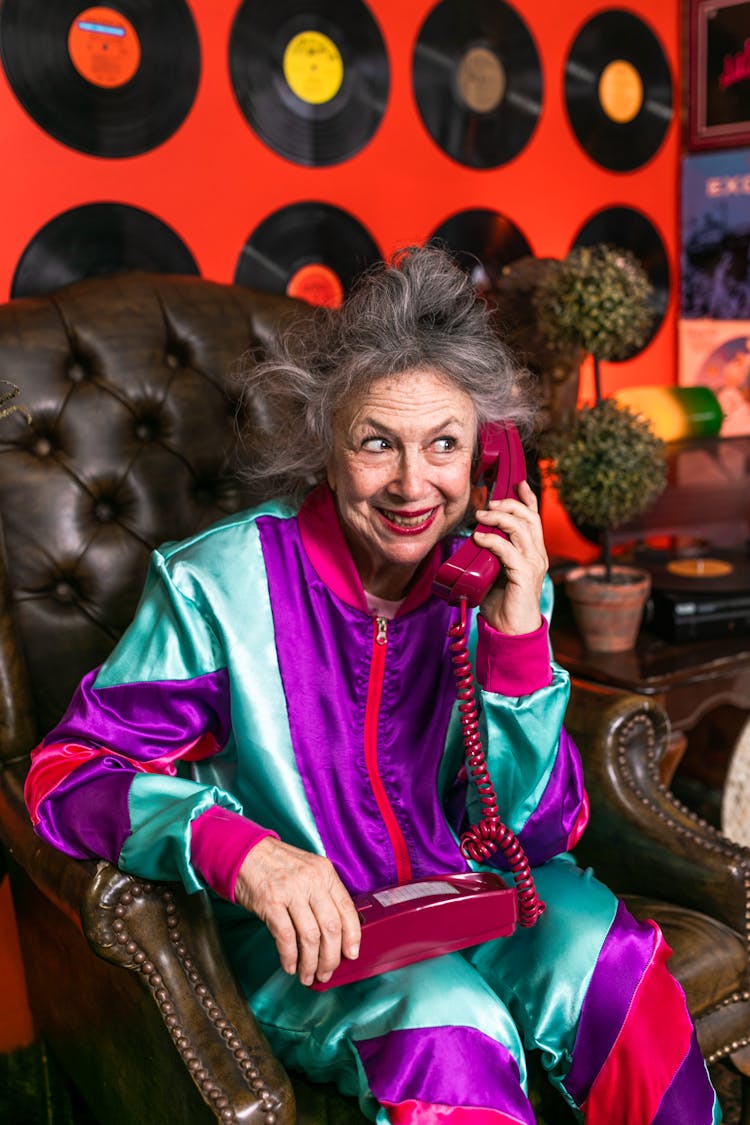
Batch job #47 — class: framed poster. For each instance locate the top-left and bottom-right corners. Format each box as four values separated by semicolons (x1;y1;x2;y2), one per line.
689;0;750;150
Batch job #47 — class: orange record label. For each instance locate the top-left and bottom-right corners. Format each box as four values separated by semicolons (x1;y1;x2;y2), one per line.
666;557;734;579
457;47;505;114
68;6;141;89
287;263;344;308
283;31;344;105
598;60;643;124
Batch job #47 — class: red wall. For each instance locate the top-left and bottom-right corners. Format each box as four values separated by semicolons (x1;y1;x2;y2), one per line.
0;0;681;1047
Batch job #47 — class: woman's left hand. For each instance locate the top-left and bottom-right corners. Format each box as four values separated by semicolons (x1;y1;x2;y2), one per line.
473;479;548;636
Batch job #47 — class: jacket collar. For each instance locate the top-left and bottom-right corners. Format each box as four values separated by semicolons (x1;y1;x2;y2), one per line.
298;482;445;616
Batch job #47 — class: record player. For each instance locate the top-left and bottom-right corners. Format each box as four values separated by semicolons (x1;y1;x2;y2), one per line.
613;435;750;643
641;550;750;642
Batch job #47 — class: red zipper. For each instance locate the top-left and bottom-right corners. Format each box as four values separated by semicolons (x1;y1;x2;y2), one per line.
364;616;412;885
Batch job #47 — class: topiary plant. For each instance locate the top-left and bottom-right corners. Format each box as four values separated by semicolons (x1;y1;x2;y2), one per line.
533;243;654;364
544;397;667;583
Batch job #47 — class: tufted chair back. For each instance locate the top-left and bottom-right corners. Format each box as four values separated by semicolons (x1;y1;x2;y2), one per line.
0;272;300;743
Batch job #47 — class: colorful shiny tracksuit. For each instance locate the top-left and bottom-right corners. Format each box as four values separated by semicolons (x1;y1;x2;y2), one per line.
25;483;720;1124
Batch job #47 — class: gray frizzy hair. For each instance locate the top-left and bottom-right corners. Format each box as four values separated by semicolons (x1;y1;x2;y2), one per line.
236;244;535;503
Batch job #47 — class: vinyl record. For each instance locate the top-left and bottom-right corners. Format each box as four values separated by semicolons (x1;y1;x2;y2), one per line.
640;549;750;595
0;1;200;158
234;202;382;307
429;210;532;292
229;0;389;167
564;9;672;172
12;203;199;298
412;0;543;169
571;207;670;358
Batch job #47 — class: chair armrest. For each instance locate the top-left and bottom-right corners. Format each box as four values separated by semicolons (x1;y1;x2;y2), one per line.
566;679;750;941
83;865;295;1125
0;761;295;1123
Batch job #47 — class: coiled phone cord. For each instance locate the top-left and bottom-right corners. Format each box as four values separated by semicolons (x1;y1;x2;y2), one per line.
449;598;546;928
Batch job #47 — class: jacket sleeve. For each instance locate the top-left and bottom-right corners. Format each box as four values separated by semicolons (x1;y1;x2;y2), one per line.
24;549;274;894
464;574;589;867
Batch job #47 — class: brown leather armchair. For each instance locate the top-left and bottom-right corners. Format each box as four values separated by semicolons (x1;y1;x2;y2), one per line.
565;685;750;1120
0;272;747;1124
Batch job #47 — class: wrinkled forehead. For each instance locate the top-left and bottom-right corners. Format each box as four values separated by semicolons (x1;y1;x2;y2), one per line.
334;368;477;433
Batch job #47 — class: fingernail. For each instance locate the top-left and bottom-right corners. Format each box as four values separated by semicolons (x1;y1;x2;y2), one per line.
349;945;360;959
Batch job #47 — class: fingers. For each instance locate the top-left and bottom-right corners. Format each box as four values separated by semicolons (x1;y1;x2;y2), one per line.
235;839;360;986
476;481;541;538
293;884;362;986
476;480;544;548
473;479;549;635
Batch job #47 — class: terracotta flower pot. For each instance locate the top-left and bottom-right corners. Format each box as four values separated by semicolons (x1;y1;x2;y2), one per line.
564;565;651;653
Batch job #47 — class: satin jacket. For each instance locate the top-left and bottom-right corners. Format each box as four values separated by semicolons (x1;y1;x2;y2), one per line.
25;483;588;899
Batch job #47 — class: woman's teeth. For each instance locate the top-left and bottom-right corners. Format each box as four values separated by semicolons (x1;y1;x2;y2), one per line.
382;509;434;527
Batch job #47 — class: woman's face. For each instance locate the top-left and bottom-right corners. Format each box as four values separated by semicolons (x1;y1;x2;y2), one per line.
326;369;476;599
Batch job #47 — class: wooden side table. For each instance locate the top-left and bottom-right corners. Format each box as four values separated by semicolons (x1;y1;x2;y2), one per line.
550;620;750;789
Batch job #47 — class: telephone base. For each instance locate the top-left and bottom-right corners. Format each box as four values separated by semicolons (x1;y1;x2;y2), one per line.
312;871;517;990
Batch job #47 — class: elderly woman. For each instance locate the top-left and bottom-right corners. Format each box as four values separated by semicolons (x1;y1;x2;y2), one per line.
25;246;719;1123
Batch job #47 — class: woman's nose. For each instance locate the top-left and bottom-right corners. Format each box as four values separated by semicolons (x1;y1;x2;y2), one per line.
393;449;427;498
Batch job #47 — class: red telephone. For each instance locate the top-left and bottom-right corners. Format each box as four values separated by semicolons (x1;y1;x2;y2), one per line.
311;872;516;989
313;422;544;991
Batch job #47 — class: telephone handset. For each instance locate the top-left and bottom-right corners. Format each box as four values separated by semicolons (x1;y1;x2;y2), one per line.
312;422;544;992
432;421;527;607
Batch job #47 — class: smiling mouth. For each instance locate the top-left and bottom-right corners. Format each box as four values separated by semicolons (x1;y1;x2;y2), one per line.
378;506;438;532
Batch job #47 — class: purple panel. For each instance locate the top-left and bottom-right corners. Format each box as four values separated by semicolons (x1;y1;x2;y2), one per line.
564;900;656;1105
259;512;471;895
516;729;586;866
43;668;232;762
34;758;134;861
356;1025;534;1121
651;1032;718;1125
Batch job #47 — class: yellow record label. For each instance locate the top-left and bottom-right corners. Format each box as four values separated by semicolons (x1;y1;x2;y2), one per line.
283;31;344;105
598;59;643;124
666;557;734;579
457;47;505;114
68;6;141;89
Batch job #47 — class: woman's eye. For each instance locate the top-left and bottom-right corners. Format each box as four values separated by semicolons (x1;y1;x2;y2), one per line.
361;437;391;453
434;437;457;453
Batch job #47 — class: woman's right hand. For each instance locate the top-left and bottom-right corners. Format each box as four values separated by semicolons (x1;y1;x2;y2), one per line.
234;837;361;987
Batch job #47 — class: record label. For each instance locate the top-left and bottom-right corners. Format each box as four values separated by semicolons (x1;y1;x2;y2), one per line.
286;262;344;307
666;557;734;580
457;47;505;114
564;10;672;172
413;0;542;169
282;30;343;105
67;7;141;89
598;60;642;124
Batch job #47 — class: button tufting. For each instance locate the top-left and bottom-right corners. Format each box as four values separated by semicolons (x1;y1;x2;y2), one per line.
94;500;115;522
67;361;87;383
134;419;158;441
54;581;74;602
165;351;180;370
33;437;53;457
